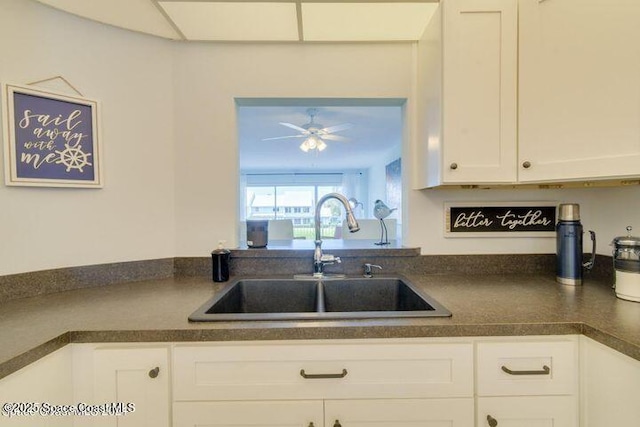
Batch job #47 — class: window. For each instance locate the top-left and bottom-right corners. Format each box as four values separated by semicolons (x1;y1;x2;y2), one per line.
237;102;404;242
241;173;361;239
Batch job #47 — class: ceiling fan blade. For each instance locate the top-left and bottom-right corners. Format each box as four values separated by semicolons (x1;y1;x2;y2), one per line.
321;123;352;134
279;122;309;134
262;135;305;141
321;134;349;142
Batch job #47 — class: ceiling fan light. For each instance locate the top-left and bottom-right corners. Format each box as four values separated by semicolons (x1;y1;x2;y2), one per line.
307;136;318;149
299;140;310;152
317;139;327;151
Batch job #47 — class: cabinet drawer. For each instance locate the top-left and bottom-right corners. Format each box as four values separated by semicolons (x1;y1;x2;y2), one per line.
173;340;473;400
477;396;578;427
477;340;577;396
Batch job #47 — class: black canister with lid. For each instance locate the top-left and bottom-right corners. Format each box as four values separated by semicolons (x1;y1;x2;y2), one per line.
211;241;230;282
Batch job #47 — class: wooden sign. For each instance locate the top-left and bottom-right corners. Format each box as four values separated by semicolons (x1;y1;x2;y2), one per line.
445;202;556;237
2;83;102;188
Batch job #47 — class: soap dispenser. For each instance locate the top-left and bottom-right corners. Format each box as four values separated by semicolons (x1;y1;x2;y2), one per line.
211;241;230;282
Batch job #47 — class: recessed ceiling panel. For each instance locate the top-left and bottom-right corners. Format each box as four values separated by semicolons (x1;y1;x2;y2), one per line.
35;0;181;39
301;2;438;41
159;2;299;41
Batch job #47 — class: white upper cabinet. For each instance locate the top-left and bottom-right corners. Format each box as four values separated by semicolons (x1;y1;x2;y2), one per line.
417;0;518;188
417;0;640;188
518;0;640;183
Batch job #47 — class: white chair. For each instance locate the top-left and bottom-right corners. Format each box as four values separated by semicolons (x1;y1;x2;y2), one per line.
342;219;397;240
268;219;294;240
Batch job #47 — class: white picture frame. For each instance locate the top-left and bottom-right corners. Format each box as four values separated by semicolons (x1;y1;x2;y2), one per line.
2;83;102;188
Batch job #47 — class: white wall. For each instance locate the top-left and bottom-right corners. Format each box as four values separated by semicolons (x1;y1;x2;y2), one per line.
0;0;175;275
171;37;638;257
407;185;640;255
172;42;415;255
1;1;637;276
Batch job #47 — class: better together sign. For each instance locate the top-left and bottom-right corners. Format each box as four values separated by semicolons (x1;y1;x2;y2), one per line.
445;202;556;237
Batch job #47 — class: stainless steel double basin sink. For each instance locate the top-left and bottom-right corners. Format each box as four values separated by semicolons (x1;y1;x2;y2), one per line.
189;276;451;321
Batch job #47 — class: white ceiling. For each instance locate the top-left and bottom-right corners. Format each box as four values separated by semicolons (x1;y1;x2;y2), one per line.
34;0;439;42
238;104;403;171
31;1;411;172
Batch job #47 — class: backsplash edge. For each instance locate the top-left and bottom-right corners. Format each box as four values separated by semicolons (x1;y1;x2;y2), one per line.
0;254;613;303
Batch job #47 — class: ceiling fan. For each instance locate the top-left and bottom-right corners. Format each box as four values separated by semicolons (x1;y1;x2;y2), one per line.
262;108;352;152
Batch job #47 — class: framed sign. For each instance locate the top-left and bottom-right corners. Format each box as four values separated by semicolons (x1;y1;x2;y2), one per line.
444;202;556;238
2;83;102;188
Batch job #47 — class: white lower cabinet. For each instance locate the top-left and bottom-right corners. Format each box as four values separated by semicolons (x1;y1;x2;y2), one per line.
476;338;579;427
173;401;323;427
69;344;171;427
0;347;73;427
7;335;640;427
325;398;474;427
580;336;640;427
478;396;577;427
172;339;475;427
92;347;170;427
174;399;474;427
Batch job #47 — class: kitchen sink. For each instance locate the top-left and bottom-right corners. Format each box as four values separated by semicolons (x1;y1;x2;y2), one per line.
201;279;318;314
189;276;451;321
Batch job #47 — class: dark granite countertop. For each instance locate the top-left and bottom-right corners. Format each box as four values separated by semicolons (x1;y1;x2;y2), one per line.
1;272;639;379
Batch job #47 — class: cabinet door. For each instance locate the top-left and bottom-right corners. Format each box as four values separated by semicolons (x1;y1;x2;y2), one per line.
580;337;640;426
0;347;72;427
325;398;474;427
519;0;640;183
93;347;169;427
477;396;577;427
442;0;518;184
173;401;323;427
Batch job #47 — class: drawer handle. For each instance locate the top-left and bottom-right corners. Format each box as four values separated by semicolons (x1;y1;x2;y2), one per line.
148;367;160;378
333;421;342;427
300;369;348;379
501;365;550;376
487;415;498;427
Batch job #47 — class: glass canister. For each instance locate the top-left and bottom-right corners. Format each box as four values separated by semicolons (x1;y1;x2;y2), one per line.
611;226;640;302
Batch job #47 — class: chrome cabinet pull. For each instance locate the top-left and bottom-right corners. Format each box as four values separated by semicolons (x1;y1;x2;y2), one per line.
487;415;498;427
450;162;458;170
300;369;348;379
148;366;160;378
522;161;532;169
501;365;550;375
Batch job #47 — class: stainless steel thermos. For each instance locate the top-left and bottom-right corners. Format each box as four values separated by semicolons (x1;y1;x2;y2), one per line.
556;204;596;285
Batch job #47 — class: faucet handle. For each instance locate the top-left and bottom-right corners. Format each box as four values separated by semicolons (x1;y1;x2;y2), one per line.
320;254;341;264
363;263;383;278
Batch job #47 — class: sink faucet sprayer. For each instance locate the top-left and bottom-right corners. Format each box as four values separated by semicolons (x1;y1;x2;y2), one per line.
313;193;360;277
363;263;383;278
